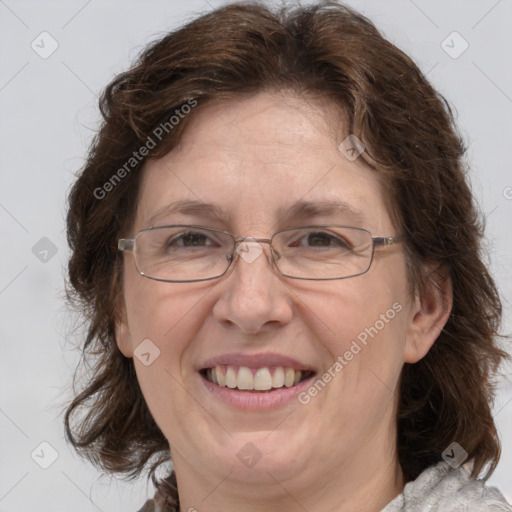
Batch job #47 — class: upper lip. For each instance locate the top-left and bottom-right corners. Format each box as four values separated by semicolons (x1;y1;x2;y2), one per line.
199;352;315;372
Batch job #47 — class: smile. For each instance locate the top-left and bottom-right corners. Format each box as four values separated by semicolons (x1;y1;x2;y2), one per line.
201;365;314;392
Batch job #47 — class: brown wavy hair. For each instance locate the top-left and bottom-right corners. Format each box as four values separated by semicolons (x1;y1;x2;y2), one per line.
64;0;510;504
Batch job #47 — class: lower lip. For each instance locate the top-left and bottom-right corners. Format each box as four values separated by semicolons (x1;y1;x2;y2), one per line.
199;373;315;410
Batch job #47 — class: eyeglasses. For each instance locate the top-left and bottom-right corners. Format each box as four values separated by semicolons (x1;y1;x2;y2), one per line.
118;225;406;283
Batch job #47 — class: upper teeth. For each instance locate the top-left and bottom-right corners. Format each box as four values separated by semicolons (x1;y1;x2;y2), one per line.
207;365;305;391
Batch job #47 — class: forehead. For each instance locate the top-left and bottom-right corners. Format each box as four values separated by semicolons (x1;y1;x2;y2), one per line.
134;91;392;234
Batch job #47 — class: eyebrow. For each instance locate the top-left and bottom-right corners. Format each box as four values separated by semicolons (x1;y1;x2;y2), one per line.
277;199;363;222
147;199;231;226
147;198;363;227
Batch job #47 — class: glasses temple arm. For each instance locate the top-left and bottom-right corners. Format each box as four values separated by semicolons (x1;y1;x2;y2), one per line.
372;235;408;247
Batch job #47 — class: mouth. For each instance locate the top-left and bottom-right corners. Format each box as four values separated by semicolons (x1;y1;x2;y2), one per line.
200;365;315;392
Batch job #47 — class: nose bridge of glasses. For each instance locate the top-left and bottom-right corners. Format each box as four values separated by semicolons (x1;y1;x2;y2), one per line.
231;236;276;267
233;236;272;246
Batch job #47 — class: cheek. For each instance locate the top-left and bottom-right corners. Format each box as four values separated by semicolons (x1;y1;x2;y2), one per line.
299;270;409;404
297;273;406;348
307;290;407;430
124;275;206;352
125;282;210;434
122;276;217;418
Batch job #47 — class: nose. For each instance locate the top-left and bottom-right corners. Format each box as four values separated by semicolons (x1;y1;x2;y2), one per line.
212;238;293;334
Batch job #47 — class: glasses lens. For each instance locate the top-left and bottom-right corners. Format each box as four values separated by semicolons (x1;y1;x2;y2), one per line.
273;226;373;279
134;226;234;281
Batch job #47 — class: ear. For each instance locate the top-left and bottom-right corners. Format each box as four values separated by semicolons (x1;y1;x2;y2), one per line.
115;311;134;358
404;264;453;363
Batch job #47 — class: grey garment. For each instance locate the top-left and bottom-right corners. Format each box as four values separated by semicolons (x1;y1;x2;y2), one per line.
382;461;512;512
137;462;512;512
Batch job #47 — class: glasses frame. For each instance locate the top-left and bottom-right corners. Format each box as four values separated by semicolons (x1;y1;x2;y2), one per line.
118;224;407;283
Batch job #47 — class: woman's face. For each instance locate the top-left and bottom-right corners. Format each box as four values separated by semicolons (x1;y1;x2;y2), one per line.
117;91;436;500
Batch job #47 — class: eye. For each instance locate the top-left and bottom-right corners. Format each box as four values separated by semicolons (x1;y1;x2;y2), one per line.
169;231;215;247
289;230;352;250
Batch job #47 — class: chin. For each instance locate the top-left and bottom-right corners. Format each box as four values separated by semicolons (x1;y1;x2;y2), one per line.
205;432;310;483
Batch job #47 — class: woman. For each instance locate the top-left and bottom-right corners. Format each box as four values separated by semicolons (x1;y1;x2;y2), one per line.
64;2;511;511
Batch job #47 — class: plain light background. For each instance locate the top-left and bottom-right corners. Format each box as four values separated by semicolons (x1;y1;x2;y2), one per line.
1;0;511;510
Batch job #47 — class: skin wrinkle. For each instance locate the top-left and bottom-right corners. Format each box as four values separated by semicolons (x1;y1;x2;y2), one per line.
144;198;367;234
